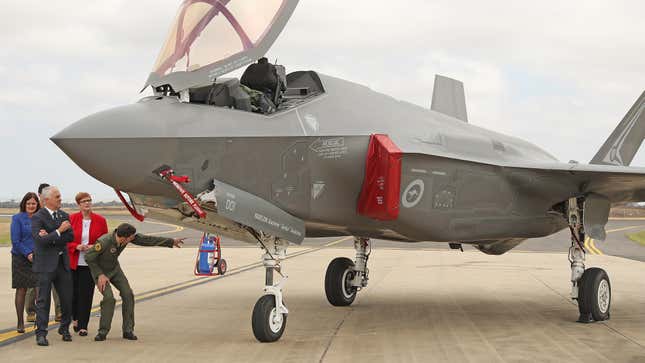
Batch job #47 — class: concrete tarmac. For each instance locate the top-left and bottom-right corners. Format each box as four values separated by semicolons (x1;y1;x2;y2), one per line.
1;240;644;362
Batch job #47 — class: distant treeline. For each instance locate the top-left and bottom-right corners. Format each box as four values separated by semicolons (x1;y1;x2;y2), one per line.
0;200;123;208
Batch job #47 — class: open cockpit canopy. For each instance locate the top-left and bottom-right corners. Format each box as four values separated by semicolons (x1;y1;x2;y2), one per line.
144;0;299;92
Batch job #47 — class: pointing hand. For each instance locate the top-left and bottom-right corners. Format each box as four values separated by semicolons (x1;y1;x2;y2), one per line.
172;238;185;248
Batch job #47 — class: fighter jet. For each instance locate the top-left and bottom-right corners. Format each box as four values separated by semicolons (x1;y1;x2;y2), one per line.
52;0;645;342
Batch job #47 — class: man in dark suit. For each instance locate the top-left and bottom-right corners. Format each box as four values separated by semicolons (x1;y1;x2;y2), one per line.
31;186;74;346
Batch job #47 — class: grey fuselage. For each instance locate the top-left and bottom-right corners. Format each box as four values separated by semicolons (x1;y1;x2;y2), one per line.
53;73;570;249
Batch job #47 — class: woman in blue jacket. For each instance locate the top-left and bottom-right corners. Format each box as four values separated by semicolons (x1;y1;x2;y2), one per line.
11;192;40;333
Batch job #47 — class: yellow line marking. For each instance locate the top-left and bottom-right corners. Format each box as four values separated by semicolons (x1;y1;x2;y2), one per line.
0;319;60;341
584;224;642;255
584;237;594;255
584;236;602;255
141;220;184;235
606;225;640;233
590;238;604;255
0;236;353;343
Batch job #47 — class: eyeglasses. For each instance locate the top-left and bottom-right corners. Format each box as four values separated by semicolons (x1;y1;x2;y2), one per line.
80;199;92;204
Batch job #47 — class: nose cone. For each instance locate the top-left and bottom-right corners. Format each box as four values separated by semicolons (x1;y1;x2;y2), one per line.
52;102;153;142
52;103;162;191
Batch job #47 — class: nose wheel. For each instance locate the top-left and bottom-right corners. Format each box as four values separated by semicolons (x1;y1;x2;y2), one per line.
252;294;287;342
252;239;289;342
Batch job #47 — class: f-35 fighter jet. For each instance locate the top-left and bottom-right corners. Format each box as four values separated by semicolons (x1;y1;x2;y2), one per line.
52;0;645;342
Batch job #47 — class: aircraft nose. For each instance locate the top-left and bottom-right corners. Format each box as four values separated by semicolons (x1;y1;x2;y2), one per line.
51;104;155;191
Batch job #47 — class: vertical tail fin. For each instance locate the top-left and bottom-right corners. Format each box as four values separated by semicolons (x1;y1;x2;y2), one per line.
431;75;468;122
590;91;645;166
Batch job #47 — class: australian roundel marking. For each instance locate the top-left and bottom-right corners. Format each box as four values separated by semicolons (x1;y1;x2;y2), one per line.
402;179;424;208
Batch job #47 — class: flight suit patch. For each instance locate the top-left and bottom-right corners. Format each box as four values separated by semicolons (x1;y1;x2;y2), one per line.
94;243;102;252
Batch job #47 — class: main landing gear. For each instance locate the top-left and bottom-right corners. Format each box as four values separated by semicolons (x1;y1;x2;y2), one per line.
325;237;371;306
566;197;611;323
252;238;289;342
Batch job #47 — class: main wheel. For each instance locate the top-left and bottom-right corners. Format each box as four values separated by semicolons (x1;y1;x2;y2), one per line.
216;258;227;275
251;295;287;342
325;257;357;306
578;267;611;322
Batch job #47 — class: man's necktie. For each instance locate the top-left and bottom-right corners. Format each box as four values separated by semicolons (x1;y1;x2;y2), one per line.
53;211;60;222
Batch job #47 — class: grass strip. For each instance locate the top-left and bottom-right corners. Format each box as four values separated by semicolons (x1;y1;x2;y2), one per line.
626;231;645;247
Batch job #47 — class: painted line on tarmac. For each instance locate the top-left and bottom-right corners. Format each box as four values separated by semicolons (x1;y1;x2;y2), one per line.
142;220;184;235
0;236;352;347
590;239;603;255
606;225;641;233
584;237;601;255
582;224;641;256
586;237;603;255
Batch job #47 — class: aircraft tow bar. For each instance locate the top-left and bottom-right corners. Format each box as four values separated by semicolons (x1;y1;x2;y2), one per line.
157;167;207;219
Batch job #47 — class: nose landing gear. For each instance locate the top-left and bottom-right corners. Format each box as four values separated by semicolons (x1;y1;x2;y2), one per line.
252;239;289;342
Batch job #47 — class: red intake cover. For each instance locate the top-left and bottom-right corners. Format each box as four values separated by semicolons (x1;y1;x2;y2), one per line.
357;134;402;220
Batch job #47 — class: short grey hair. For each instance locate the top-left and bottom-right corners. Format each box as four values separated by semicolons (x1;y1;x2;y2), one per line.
41;186;59;200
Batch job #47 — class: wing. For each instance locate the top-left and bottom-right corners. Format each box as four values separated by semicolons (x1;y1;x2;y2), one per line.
509;162;645;204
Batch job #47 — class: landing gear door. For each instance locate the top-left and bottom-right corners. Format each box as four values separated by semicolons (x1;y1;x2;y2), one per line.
583;193;610;241
209;178;305;244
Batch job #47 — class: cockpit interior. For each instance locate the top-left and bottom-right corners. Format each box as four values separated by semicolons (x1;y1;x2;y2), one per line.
186;62;325;114
145;0;321;115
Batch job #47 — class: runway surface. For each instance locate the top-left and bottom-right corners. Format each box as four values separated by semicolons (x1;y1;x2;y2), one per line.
1;216;644;362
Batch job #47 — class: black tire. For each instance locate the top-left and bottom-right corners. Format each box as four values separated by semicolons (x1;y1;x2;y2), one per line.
578;267;611;321
325;257;357;306
216;259;227;275
251;295;287;342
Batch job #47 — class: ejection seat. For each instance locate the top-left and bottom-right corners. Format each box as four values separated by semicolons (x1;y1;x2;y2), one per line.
189;79;252;112
240;58;287;111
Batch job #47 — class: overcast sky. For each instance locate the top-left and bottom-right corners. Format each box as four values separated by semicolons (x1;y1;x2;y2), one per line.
1;0;644;202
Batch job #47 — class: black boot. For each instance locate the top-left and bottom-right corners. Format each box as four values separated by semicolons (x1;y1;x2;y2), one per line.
36;335;49;346
122;332;138;340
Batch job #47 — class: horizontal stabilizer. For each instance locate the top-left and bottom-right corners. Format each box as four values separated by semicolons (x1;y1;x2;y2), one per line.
431;75;468;122
591;91;645;166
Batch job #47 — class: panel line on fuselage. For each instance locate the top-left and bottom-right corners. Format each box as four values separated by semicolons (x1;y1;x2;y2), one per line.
295;108;308;136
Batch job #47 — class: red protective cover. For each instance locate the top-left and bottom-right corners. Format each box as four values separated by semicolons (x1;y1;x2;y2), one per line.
357;134;402;220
